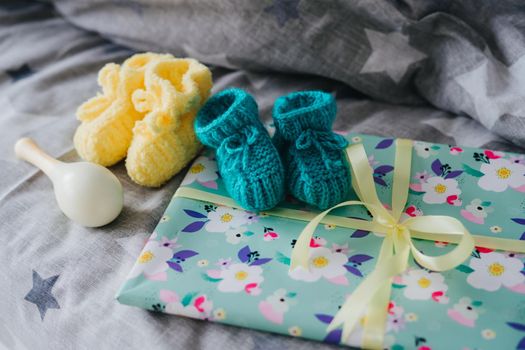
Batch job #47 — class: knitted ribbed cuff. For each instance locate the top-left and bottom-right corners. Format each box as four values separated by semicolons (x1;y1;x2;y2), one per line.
195;88;259;148
272;91;337;141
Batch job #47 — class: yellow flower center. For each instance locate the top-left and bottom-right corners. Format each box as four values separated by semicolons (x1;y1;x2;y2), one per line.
496;167;511;179
312;256;329;268
235;271;248;280
488;262;505;276
138;250;154;263
220;213;233;223
417;277;431;288
434;184;447;194
190;163;205;174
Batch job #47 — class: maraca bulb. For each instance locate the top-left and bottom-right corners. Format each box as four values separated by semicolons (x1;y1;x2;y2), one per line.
15;137;124;227
53;162;123;227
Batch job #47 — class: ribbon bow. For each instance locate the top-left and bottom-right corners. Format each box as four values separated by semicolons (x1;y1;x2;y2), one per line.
295;129;348;169
290;139;476;349
217;126;260;172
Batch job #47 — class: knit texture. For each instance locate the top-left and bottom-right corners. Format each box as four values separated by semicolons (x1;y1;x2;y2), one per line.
195;88;285;211
126;58;212;187
74;52;173;166
273;91;350;209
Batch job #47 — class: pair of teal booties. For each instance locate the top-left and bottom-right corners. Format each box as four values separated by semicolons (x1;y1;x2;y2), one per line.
195;88;351;211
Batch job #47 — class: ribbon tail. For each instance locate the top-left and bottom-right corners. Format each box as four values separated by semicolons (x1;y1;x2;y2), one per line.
361;281;392;349
327;236;410;344
360;232;397;349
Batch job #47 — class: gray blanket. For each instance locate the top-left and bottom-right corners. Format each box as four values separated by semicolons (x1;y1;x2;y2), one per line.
1;1;524;349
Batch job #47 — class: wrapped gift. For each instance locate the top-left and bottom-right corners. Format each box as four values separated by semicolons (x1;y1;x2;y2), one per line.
116;132;525;350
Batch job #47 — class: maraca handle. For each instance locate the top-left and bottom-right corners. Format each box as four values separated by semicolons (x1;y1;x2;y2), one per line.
15;137;60;178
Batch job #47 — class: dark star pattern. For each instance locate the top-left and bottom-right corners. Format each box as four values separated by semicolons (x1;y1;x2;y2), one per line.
264;0;301;27
24;270;60;320
6;63;34;81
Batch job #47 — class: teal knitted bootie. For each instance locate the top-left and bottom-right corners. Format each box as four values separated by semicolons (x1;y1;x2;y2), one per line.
195;88;285;211
272;91;350;210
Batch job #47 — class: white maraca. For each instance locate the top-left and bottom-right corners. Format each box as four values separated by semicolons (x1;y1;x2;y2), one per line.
15;138;124;227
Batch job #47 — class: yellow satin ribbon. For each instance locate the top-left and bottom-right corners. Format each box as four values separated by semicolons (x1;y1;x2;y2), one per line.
290;139;478;349
173;138;525;349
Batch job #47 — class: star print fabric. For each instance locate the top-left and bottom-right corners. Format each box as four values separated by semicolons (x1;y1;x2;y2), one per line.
53;0;525;147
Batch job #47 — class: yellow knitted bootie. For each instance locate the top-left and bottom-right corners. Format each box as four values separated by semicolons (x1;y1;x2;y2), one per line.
74;53;174;166
125;58;212;187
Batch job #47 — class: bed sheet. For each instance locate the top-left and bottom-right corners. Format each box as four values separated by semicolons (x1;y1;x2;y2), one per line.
1;2;523;349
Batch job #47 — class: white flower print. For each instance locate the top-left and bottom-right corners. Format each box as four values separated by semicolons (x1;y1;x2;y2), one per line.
405;313;418;322
217;263;263;293
213;308;226;320
509;155;525;165
289;247;348;283
197;259;209;267
331;243;350;255
216;258;232;268
421;176;461;204
505;252;525;260
490;226;503;233
478;158;525;192
259;288;295;324
161;290;214;320
244;212;259;225
482;329;496;340
414;171;430;183
181;156;218;186
159;236;180;249
288;326;302;336
465;199;492;218
205;206;247;232
267;289;291;313
447;297;479;327
225;226;249;245
414;141;438;158
461;199;493;224
403;269;448;300
127;240;172;279
467;252;524;291
386;302;405;333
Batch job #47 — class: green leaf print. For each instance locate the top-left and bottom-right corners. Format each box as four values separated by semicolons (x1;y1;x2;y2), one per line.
275;252;291;266
181;292;198;307
462;163;484;177
456;264;474;273
201;273;223;283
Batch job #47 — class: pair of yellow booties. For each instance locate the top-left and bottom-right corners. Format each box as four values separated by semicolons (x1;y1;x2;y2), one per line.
74;53;212;187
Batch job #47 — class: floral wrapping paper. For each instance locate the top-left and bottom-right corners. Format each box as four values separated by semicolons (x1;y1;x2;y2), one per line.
116;132;525;350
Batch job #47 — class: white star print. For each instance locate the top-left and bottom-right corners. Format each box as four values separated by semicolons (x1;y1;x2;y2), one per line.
360;29;427;83
455;49;525;128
